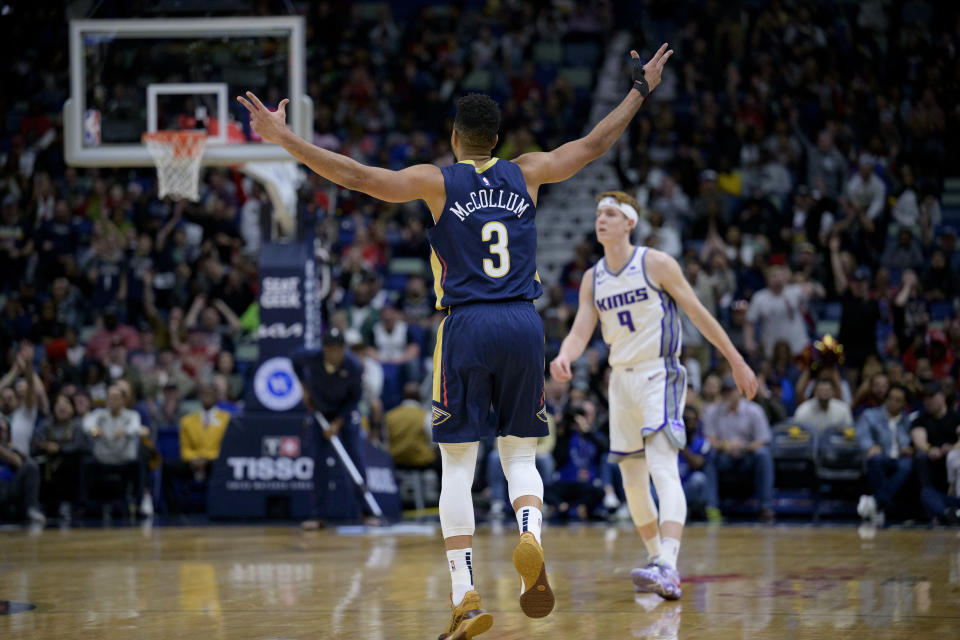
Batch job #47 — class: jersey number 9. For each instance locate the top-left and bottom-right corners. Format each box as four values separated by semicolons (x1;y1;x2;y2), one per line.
618;310;636;332
481;221;510;278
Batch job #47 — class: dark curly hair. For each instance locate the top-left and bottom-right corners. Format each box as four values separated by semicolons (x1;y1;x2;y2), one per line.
453;93;501;149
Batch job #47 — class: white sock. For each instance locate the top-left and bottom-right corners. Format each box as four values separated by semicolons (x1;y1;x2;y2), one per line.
516;506;543;545
642;530;661;560
446;548;474;605
660;537;680;569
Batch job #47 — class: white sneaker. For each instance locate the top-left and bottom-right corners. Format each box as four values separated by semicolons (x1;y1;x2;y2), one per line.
870;510;885;528
58;502;72;523
857;495;876;521
603;492;622;510
489;500;505;519
140;494;154;517
615;504;632;522
27;507;46;526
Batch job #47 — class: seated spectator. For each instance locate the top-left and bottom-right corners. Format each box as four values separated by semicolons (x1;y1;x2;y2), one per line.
370;302;421;382
399;274;433;328
793;377;854;433
212;374;241;416
142;349;195;402
162;384;230;516
844;154;886;223
549;400;606;521
911;382;960;523
82;384;146;514
0;415;44;525
852;372;890;417
678;405;719;522
31;393;88;522
922;250;959;301
214;351;244;402
385;383;436;469
855;384;913;526
880;227;925;272
903;329;955;380
86;307;141;362
703;376;775;523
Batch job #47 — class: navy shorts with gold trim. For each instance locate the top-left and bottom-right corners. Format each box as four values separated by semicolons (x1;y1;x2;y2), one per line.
432;300;548;443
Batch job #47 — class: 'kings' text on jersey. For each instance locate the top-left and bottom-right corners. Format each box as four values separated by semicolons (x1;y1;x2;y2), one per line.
594;247;682;366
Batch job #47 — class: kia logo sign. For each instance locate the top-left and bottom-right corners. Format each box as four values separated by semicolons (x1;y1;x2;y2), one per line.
253;357;303;411
256;323;304;339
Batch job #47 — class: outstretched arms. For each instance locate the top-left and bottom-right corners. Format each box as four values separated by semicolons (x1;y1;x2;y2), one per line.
550;267;600;382
514;45;673;195
236;93;445;217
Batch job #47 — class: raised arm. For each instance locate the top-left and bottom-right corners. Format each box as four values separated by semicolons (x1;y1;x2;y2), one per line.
514;45;673;195
549;267;600;382
236;93;445;218
648;249;759;399
829;234;848;295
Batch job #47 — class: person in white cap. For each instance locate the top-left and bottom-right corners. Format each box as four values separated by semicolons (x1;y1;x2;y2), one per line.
550;190;758;600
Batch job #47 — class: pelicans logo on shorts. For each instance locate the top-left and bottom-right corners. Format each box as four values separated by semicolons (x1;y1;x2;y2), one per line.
432;406;452;426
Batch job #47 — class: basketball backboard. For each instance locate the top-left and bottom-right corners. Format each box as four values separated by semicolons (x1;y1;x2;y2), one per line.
64;16;311;167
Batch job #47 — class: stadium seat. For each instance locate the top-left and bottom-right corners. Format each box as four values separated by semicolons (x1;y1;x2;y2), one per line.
815;425;862;483
770;422;818;491
930;301;953;322
388;257;426;276
385;272;408;293
822;302;842;322
156;427;181;462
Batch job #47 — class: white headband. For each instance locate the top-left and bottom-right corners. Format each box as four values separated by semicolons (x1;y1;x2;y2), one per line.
597;196;638;223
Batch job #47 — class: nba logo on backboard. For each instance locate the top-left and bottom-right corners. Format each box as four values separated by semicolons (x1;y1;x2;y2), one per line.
83;109;101;146
262;436;301;458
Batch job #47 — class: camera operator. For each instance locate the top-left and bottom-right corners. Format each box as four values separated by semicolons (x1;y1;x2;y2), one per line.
549;400;607;521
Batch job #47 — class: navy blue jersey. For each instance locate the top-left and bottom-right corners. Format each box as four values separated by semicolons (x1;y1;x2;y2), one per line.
428;158;542;309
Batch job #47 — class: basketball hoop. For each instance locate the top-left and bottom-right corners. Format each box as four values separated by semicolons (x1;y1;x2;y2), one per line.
142;130;207;201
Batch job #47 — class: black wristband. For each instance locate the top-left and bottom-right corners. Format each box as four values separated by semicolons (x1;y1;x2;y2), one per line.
630;55;650;97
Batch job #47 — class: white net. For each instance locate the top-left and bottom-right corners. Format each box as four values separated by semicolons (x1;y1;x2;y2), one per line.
142;131;207;201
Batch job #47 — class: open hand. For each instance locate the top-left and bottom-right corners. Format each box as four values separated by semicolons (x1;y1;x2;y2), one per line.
630;43;674;96
236;92;290;145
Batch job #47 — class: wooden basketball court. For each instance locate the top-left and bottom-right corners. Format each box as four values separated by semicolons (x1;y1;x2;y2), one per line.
2;523;957;639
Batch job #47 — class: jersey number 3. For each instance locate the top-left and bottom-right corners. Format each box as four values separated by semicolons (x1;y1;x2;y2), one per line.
481;221;510;278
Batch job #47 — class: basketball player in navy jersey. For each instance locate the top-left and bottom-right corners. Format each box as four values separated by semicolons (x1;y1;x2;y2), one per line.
550;191;758;600
238;43;673;639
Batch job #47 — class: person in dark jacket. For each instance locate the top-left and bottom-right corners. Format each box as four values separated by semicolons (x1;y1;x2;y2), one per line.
31;393;88;522
291;328;366;528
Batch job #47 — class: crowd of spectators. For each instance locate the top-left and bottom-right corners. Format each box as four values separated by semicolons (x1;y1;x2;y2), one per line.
2;1;959;527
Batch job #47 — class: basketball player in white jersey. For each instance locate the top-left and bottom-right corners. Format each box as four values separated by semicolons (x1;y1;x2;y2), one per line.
550;191;758;599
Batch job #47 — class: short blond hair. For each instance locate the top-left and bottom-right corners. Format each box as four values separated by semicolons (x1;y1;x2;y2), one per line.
595;190;640;213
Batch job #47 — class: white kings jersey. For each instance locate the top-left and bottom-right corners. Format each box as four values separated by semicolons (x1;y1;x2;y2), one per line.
593;246;682;366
